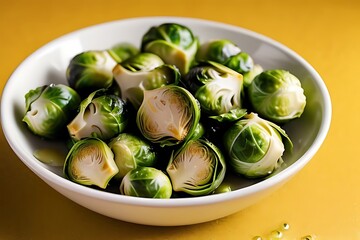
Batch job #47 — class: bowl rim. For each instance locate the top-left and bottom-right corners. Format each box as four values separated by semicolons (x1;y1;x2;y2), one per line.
1;16;332;207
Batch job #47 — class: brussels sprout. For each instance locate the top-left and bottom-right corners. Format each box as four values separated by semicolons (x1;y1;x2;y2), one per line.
248;69;306;123
108;42;139;63
67;90;128;141
166;139;226;196
63;137;119;189
223;112;292;178
108;133;157;179
223;52;253;73
183;61;244;116
66;50;118;97
119;52;164;72
242;64;263;87
120;167;172;198
113;62;180;109
189;122;205;140
141;23;199;74
23;84;81;139
196;39;241;64
136;85;201;147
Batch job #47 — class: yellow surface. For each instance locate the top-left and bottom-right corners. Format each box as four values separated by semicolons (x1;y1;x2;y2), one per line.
0;0;359;239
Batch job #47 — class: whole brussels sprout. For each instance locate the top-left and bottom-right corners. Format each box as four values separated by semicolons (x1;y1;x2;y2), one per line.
223;52;253;74
248;69;306;123
223;52;264;86
196;39;263;87
166;138;226;196
108;133;157;180
67;90;128;141
223;112;292;178
141;23;199;75
120;167;172;198
23;84;81;139
66;50;118;97
63;137;119;189
196;39;241;64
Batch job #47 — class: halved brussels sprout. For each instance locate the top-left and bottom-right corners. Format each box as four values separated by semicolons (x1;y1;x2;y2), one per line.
141;23;199;74
63;137;119;189
248;69;306;123
120;167;172;198
108;42;139;63
67;90;128;141
113;62;180;109
23;84;81;139
183;61;244;116
223;112;292;178
196;39;241;64
166;138;226;196
108;133;157;179
66;50;118;97
136;85;201;147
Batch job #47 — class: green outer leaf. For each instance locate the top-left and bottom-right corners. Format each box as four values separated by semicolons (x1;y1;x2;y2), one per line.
107;42;139;63
119;52;164;72
209;108;247;123
24;85;46;112
108;133;157;179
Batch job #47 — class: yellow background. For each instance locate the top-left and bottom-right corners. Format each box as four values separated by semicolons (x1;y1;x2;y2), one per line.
0;0;359;239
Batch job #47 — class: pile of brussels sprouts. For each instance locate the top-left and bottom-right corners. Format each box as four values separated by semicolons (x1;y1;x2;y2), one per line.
22;23;306;198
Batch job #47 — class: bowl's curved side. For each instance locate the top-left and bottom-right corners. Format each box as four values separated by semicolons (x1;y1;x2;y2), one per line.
45;174;290;226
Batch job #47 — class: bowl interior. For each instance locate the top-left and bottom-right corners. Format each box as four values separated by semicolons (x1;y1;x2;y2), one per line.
1;17;331;201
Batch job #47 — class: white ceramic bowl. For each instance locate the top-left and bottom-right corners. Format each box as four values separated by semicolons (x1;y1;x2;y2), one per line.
1;17;331;226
